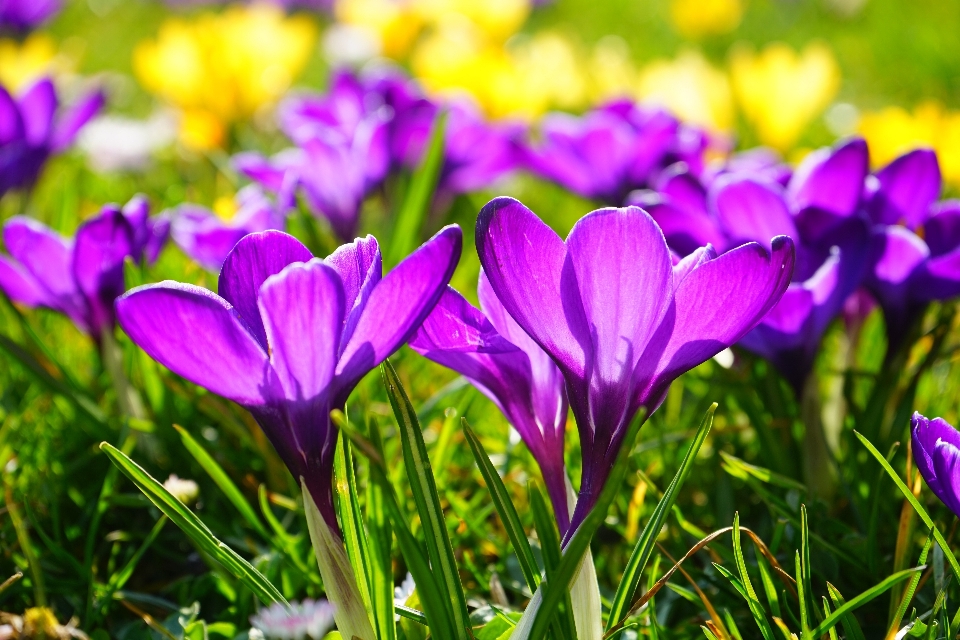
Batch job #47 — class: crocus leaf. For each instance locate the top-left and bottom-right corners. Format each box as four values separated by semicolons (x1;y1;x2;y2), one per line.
365;417;398;640
389;110;446;267
855;430;960;583
99;442;286;606
733;513;776;640
529;481;574;640
381;359;471;640
825;583;866;640
607;403;717;630
520;407;648;640
463;419;540;593
174;425;270;540
809;568;923;637
334;433;374;617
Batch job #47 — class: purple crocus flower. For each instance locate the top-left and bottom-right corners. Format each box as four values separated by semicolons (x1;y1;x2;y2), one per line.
115;226;462;530
638;138;871;393
911;411;960;519
863;149;960;347
169;185;289;271
0;0;60;31
519;101;704;205
1;78;104;197
476;197;794;532
0;196;168;342
409;271;571;532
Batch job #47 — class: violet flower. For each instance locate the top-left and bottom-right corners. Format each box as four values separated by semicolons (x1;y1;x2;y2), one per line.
0;196;168;342
912;412;960;519
476;197;793;532
0;78;104;197
115;225;462;530
863;149;960;347
169;185;288;271
410;271;571;532
519;101;702;205
0;0;60;31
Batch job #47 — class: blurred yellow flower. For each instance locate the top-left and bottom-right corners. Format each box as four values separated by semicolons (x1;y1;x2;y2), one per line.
859;102;960;187
670;0;743;38
0;33;64;92
335;0;423;59
588;36;638;101
636;50;734;131
730;41;840;150
133;4;316;150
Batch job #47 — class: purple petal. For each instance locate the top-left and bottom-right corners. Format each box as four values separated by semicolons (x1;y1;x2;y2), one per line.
868;226;929;289
17;78;56;145
912;412;960;503
932;439;960;518
476;197;588;380
788;138;868;218
116;282;273;406
712;177;797;249
0;256;49;306
324;235;381;349
258;260;345;401
234;152;289;193
654;166;707;216
869;149;940;228
218;231;314;348
925;201;960;257
72;206;134;336
647;201;726;258
51;88;105;151
335;225;462;393
0;86;23;145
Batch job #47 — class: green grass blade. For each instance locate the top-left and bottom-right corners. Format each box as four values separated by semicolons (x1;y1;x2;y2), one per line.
607;403;717;630
825;582;866;640
334;434;374;616
799;504;815;626
382;360;470;639
463;419;540;593
522;407;648;640
889;529;933;636
809;568;922;637
855;430;960;582
756;552;781;618
822;597;839;640
367;418;398;640
108;516;168;592
99;442;286;606
174;425;270;540
529;481;575;640
388;110;446;266
733;513;776;640
795;552;810;638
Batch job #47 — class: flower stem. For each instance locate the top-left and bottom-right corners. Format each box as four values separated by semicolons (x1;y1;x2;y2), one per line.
100;328;145;421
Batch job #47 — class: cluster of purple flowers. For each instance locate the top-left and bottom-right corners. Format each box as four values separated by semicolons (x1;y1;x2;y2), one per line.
0;0;60;32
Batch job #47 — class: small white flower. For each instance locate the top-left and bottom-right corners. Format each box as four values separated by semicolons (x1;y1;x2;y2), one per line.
394;572;415;607
163;474;199;504
713;348;735;369
250;600;335;640
322;24;381;66
78;111;176;173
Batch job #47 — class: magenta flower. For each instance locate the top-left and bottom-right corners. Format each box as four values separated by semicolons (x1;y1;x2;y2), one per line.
169;185;288;271
409;271;570;532
0;78;104;197
0;0;60;31
116;226;462;530
0;196;167;342
476;197;793;532
912;412;960;519
863;149;960;346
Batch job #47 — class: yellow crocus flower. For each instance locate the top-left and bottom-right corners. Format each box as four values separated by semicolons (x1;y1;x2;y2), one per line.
637;50;734;131
729;41;841;150
859;102;960;187
0;33;64;91
133;4;316;150
670;0;743;38
335;0;424;59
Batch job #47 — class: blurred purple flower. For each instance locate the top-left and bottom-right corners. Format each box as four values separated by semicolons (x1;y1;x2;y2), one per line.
116;226;461;530
0;77;104;197
410;271;571;532
0;0;60;31
912;411;960;519
0;196;167;342
637;138;872;393
169;185;289;271
476;197;793;533
862;149;960;347
519;101;708;205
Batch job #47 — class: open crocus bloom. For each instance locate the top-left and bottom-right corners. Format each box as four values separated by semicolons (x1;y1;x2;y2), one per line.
912;412;960;518
864;149;960;346
0;77;104;196
116;226;461;530
476;197;794;533
0;196;168;342
410;271;570;532
169;185;288;271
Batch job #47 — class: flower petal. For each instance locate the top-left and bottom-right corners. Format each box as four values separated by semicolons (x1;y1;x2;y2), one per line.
335;225;462;393
923;200;960;257
912;412;960;503
52;88;105;151
18;78;56;146
712;177;797;249
116;282;273;406
259;260;345;401
0;86;23;145
870;149;940;228
73;206;134;336
218;230;314;348
477;197;588;381
932;439;960;518
324;235;381;349
3;216;75;301
0;256;49;306
788;137;868;217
